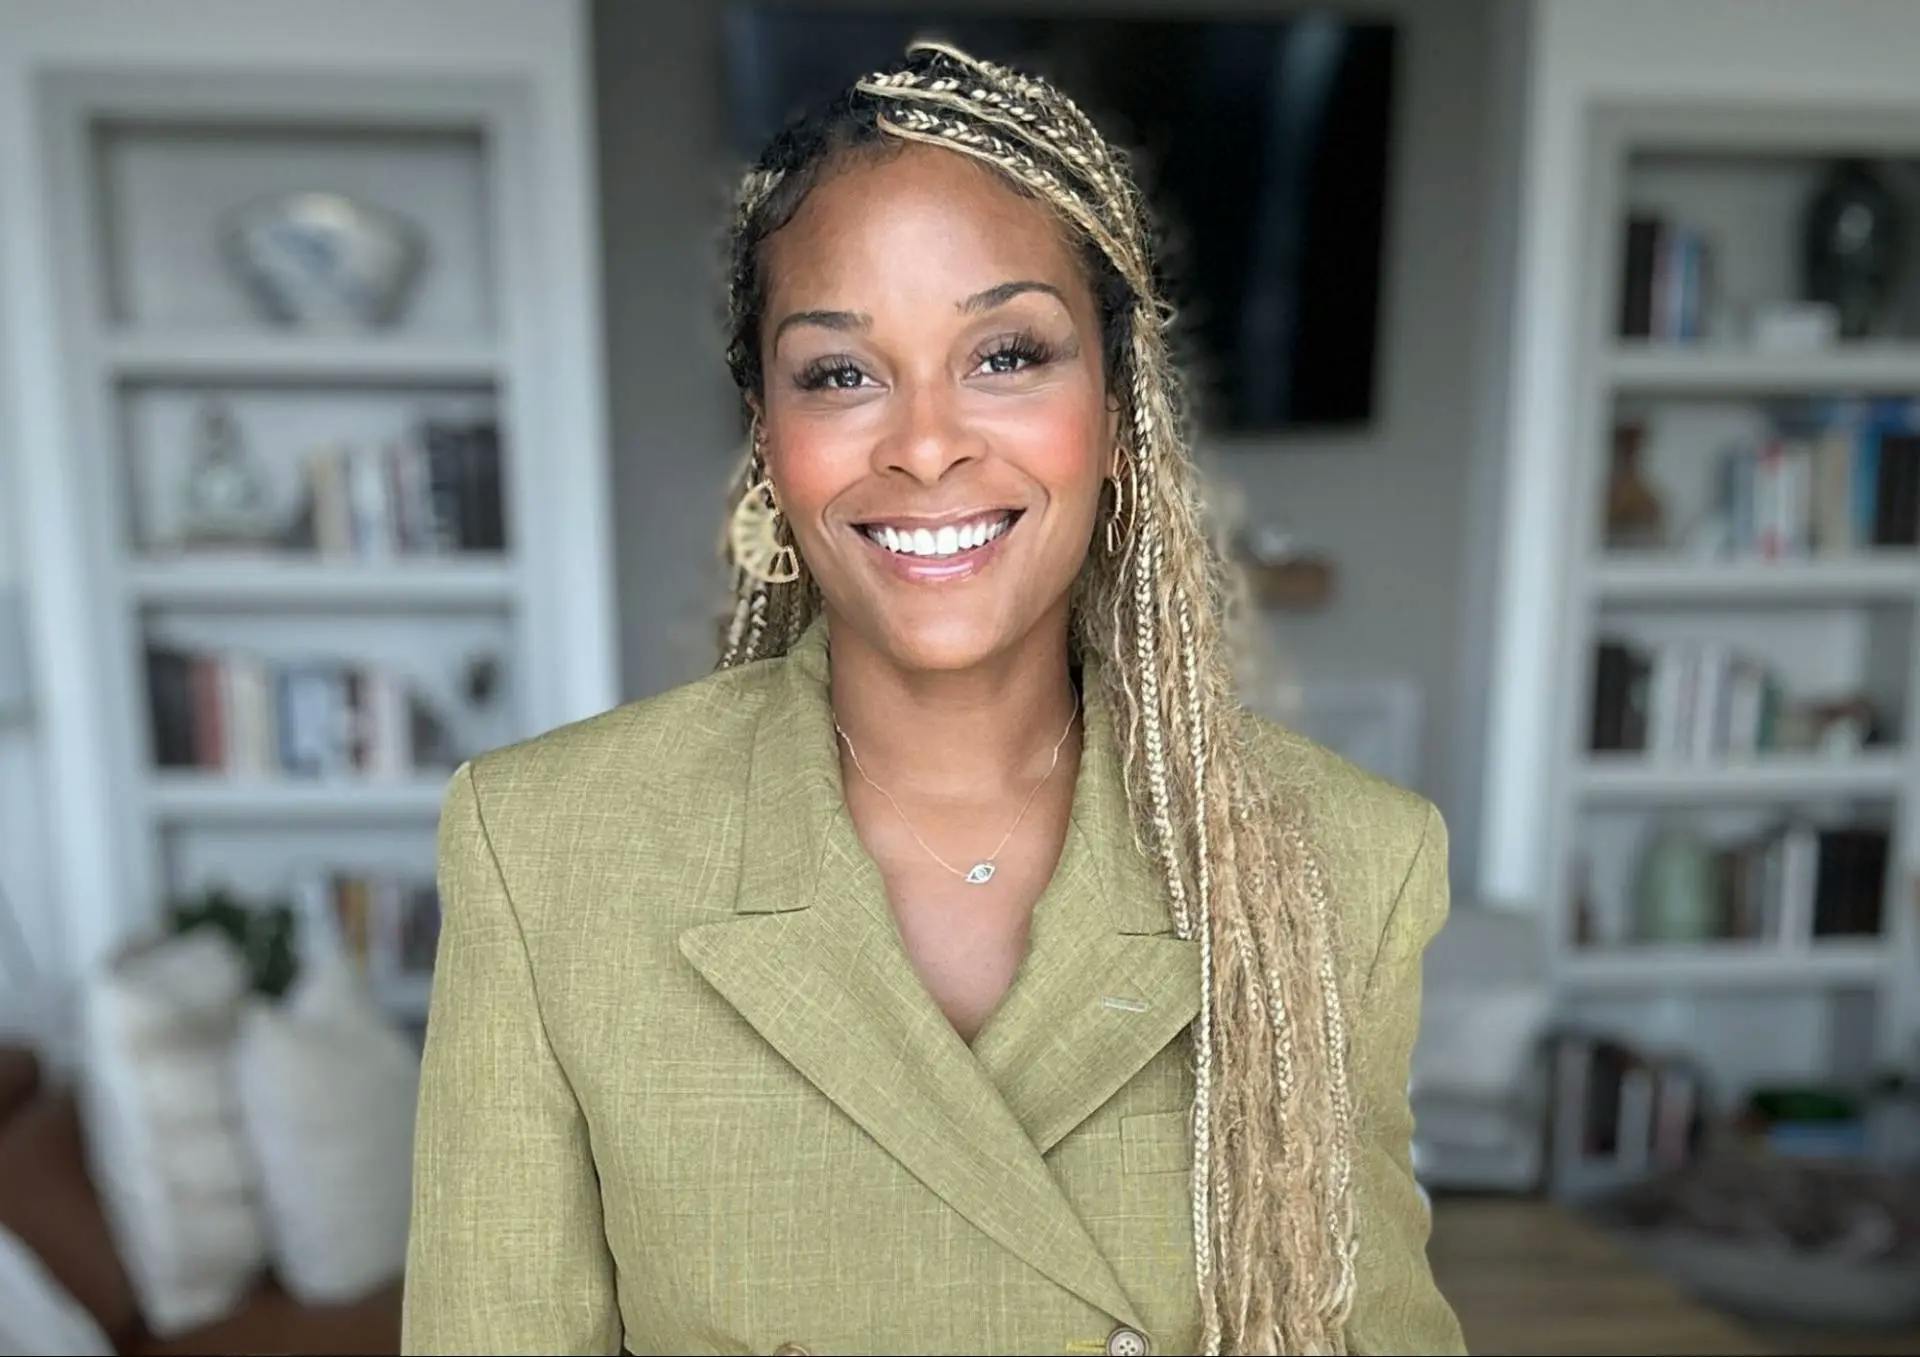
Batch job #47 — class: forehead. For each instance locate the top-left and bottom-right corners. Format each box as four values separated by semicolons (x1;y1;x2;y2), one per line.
760;141;1088;313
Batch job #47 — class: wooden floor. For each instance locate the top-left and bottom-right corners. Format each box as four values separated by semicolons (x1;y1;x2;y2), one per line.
1427;1196;1920;1356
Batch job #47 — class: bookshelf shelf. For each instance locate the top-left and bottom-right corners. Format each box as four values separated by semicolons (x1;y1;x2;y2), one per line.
124;555;517;608
1530;104;1920;1148
1578;751;1909;800
1590;553;1920;601
1607;342;1920;395
4;51;620;1037
103;331;502;385
1561;941;1887;989
147;774;451;821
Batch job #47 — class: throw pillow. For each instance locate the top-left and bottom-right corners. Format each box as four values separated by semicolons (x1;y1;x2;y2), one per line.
233;960;420;1303
77;929;266;1336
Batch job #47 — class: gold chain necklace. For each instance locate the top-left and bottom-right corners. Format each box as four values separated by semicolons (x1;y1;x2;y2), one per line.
833;684;1081;886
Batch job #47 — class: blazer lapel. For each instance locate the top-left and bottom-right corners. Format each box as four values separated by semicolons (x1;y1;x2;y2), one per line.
967;662;1200;1153
676;613;1151;1330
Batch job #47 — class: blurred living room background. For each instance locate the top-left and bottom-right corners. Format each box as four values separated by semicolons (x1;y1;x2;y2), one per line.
2;1;1918;1353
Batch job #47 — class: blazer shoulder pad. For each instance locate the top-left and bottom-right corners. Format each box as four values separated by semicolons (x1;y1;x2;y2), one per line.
462;656;777;811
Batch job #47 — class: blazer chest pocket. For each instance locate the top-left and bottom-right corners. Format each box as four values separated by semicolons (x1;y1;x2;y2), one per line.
1121;1108;1191;1175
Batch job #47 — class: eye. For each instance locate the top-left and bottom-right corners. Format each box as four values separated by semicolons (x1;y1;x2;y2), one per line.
972;331;1058;377
794;357;874;392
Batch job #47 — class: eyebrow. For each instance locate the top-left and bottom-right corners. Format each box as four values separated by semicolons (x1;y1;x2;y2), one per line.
769;279;1069;349
960;279;1069;314
770;307;869;349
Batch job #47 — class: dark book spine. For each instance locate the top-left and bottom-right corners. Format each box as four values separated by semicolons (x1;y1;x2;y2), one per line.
1592;641;1629;751
423;423;467;553
1620;648;1652;751
1872;433;1920;547
453;426;480;552
1813;827;1889;936
145;646;194;768
345;667;367;773
1620;214;1660;339
470;421;504;551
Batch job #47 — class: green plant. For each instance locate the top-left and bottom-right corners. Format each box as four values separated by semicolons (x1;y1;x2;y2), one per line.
167;884;298;998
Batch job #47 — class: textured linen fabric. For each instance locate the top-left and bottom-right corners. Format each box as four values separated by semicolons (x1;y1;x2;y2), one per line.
402;611;1464;1356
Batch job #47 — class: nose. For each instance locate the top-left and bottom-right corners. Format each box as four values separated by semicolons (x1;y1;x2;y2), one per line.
870;377;984;485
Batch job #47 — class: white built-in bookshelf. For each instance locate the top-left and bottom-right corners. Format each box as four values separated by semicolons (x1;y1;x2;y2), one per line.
1544;103;1920;1152
21;65;615;1026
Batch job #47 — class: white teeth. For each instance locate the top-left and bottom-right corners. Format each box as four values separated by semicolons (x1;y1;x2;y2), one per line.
863;512;1015;558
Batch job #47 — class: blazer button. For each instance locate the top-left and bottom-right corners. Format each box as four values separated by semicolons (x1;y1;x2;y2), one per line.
1106;1324;1150;1356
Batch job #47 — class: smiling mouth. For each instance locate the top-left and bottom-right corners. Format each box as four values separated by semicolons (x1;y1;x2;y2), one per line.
854;509;1023;560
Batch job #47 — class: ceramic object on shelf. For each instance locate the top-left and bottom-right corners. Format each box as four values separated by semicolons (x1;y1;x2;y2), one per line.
1604;419;1666;551
178;400;275;548
1801;159;1907;340
221;190;426;329
1632;820;1719;943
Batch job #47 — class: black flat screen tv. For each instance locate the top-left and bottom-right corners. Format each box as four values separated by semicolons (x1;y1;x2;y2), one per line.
723;8;1397;433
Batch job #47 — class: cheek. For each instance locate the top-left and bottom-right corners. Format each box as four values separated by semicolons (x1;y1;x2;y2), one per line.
986;393;1106;508
767;421;858;521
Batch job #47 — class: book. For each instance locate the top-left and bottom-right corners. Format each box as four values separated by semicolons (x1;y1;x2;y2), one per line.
1725;658;1765;757
1873;433;1920;546
1813;826;1890;937
1778;821;1820;946
1592;640;1633;751
1690;640;1730;761
1814;427;1856;554
143;646;444;779
1617;1067;1655;1175
1620;214;1660;339
144;646;196;767
1652;1068;1698;1170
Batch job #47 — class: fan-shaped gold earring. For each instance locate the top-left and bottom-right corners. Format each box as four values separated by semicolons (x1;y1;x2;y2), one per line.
730;429;801;585
1103;452;1137;557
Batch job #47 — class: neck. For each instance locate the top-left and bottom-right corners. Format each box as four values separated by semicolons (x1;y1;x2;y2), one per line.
823;606;1081;802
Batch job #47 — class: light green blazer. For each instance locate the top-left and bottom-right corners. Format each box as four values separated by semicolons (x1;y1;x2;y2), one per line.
401;610;1464;1356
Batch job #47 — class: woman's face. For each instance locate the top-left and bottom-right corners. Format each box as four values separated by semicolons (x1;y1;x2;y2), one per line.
756;142;1119;674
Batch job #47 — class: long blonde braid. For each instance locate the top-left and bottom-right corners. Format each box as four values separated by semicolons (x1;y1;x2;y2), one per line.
715;41;1358;1354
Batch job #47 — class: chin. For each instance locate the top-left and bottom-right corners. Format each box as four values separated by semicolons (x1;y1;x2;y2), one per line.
872;609;1009;674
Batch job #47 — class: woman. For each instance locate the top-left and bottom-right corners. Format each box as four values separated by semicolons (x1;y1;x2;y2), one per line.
403;39;1462;1357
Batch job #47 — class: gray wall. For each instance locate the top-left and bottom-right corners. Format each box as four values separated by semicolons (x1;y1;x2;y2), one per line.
592;0;1509;897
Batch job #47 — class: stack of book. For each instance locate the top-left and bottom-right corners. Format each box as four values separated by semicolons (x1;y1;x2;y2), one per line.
1619;211;1711;341
1591;637;1782;758
294;867;441;990
1700;820;1890;942
1711;400;1920;559
146;644;452;777
1554;1035;1703;1184
294;415;505;559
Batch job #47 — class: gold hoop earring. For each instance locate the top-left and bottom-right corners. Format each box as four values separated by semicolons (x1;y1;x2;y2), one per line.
730;425;801;585
1103;452;1137;557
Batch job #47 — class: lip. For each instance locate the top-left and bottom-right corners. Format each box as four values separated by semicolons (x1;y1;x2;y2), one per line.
851;509;1024;583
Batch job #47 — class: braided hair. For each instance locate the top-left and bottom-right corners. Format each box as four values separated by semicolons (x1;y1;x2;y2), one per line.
716;41;1358;1354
